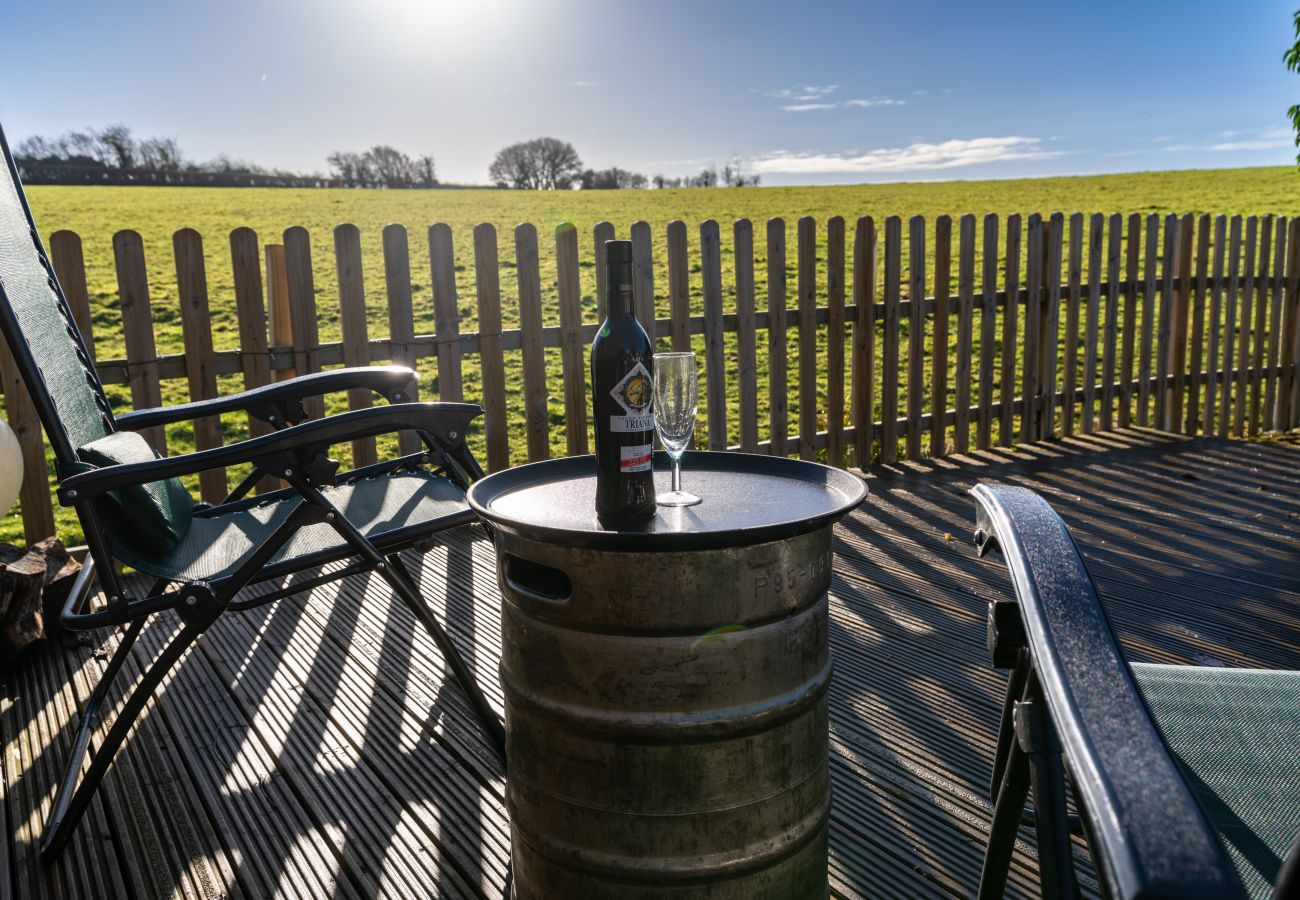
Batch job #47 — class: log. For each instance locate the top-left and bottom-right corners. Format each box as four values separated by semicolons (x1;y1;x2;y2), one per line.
0;538;81;663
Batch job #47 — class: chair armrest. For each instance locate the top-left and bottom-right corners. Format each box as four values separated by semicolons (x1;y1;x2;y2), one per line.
116;366;419;431
971;483;1243;900
61;402;481;504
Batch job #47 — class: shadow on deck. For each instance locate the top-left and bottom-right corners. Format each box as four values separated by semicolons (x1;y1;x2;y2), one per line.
3;428;1298;898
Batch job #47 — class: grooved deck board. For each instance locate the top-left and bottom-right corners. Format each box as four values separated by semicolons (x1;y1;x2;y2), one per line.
3;429;1297;898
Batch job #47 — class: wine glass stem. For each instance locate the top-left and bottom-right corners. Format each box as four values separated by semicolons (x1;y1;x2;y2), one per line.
671;456;682;493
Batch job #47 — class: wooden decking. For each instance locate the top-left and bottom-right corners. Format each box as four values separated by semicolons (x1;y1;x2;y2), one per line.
3;428;1298;899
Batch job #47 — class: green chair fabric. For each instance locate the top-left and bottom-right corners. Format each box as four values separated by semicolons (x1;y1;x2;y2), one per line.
0;145;114;450
76;431;194;560
1132;663;1300;900
125;469;470;583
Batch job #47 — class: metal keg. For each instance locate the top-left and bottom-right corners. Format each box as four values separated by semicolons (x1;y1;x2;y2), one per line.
468;452;867;898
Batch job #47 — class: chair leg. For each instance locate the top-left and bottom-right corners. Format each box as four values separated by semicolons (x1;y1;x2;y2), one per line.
1017;700;1079;899
40;586;224;861
979;738;1032;900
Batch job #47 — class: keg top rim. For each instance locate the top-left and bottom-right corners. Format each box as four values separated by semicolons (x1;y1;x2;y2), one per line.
467;451;867;551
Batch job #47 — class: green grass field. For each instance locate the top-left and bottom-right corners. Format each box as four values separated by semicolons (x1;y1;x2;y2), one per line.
3;166;1297;545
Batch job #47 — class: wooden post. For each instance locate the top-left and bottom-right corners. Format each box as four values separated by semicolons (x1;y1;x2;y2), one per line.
49;231;94;360
1155;214;1177;431
882;216;902;463
1021;214;1042;443
1235;217;1257;436
734;219;759;453
283;227;323;419
429;224;464;403
630;221;655;339
265;243;294;382
1203;217;1227;435
1220;217;1242;438
1119;214;1141;429
906;216;925;459
173;228;225;502
1138;214;1159;427
1101;214;1123;431
1082;214;1103;434
1280;219;1300;429
473;224;509;471
1041;213;1064;440
701;220;727;451
334;223;376;468
667;221;690;352
1063;213;1083;437
767;219;788;457
230;229;274;442
977;214;998;450
0;345;54;543
999;215;1021;446
1248;216;1272;436
1264;217;1288;431
851;217;876;468
1171;213;1195;434
113;230;165;453
797;217;818;461
381;224;422;456
556;223;589;457
593;221;615;322
930;215;951;457
953;215;975;454
515;224;549;462
826;216;846;467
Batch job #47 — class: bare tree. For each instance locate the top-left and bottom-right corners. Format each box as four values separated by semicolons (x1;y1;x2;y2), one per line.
579;166;649;189
96;124;137;169
138;137;184;171
417;154;437;186
489;138;582;189
722;157;761;188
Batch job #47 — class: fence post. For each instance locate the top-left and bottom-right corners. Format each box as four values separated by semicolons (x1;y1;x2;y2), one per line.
881;217;902;464
826;216;846;466
1021;214;1042;443
113;230;165;453
851;217;876;468
230;229;273;441
283;227;323;419
381;224;422;456
1171;213;1195;434
953;215;975;454
797;217;818;461
1119;214;1141;429
593;221;615;322
1139;214;1159;428
999;215;1021;446
174;228;226;502
556;222;589;457
667;221;690;352
334;223;376;467
1264;216;1288;431
1083;214;1104;434
1234;217;1258;436
1203;217;1227;435
1283;219;1300;429
1040;213;1064;440
1248;216;1272;436
473;224;510;471
1102;214;1124;431
429;223;464;404
906;216;925;459
1220;217;1243;438
1063;214;1083;437
630;221;655;339
977;215;998;450
1155;214;1177;431
766;219;788;457
700;220;727;451
515;224;549;462
50;231;94;359
734;219;759;453
929;216;950;457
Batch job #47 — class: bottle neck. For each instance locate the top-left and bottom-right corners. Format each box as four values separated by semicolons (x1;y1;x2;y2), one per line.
606;261;635;318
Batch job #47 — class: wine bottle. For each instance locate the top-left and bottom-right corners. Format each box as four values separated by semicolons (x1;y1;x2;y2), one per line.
591;240;656;522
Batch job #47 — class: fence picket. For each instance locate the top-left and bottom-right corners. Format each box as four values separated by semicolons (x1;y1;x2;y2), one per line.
430;223;464;403
1249;217;1272;435
701;220;727;451
999;215;1021;446
930;216;951;456
1041;214;1063;440
1204;217;1227;435
556;223;589;456
1063;214;1083;436
1102;214;1123;431
1021;215;1042;443
882;216;902;463
473;224;509;471
631;221;655;338
1083;214;1103;434
1282;219;1300;428
907;216;926;459
283;226;323;419
797;217;818;461
735;219;759;452
977;215;998;450
594;221;615;321
767;218;788;457
515;224;549;462
1155;215;1177;430
1265;217;1287;431
1235;217;1258;435
826;216;846;466
49;231;94;359
0;332;54;541
1119;214;1141;428
334;223;376;467
667;221;690;352
381;224;422;456
114;230;165;452
1139;215;1159;427
1220;217;1242;438
173;228;225;501
1171;213;1195;433
954;215;975;454
851;217;876;467
1187;216;1211;434
229;229;274;451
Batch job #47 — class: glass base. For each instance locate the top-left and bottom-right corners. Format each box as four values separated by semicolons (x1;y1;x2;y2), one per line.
657;490;702;507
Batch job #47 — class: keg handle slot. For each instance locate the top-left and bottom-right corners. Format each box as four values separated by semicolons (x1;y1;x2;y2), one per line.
504;554;572;604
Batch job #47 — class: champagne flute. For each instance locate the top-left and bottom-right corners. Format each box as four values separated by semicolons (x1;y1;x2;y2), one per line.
653;352;702;507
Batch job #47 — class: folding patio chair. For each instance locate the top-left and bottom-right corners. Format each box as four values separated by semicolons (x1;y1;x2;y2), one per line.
970;483;1300;900
0;123;505;861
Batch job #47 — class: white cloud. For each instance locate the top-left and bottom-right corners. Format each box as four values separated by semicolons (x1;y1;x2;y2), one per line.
757;84;841;101
782;102;838;112
750;136;1062;174
1207;137;1292;151
1166;128;1292;153
844;98;906;108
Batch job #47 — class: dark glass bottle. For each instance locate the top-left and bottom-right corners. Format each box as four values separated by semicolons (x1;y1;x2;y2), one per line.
591;240;656;522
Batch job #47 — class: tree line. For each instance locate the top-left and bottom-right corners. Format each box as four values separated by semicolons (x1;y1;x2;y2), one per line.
14;124;760;190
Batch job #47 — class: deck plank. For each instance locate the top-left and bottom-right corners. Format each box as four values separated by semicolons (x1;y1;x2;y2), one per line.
2;429;1297;899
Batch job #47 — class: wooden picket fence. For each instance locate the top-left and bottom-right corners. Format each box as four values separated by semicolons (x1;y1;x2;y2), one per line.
3;211;1299;544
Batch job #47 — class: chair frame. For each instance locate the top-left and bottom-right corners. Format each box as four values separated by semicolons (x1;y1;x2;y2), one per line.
969;483;1253;900
0;126;504;862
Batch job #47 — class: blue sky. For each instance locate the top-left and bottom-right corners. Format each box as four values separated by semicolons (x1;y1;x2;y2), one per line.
3;0;1297;185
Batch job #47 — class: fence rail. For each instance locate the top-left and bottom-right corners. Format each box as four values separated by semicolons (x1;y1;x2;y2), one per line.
3;212;1298;544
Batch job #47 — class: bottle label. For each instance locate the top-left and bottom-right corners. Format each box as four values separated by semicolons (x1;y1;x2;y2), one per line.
608;361;654;433
620;443;653;472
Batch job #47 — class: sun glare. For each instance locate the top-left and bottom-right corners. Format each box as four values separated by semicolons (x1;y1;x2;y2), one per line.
353;0;537;66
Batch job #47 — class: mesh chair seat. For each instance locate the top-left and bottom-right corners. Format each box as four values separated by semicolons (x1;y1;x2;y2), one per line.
118;470;472;583
1132;663;1300;899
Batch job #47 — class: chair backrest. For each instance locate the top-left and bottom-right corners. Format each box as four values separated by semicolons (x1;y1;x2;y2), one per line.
0;123;116;465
